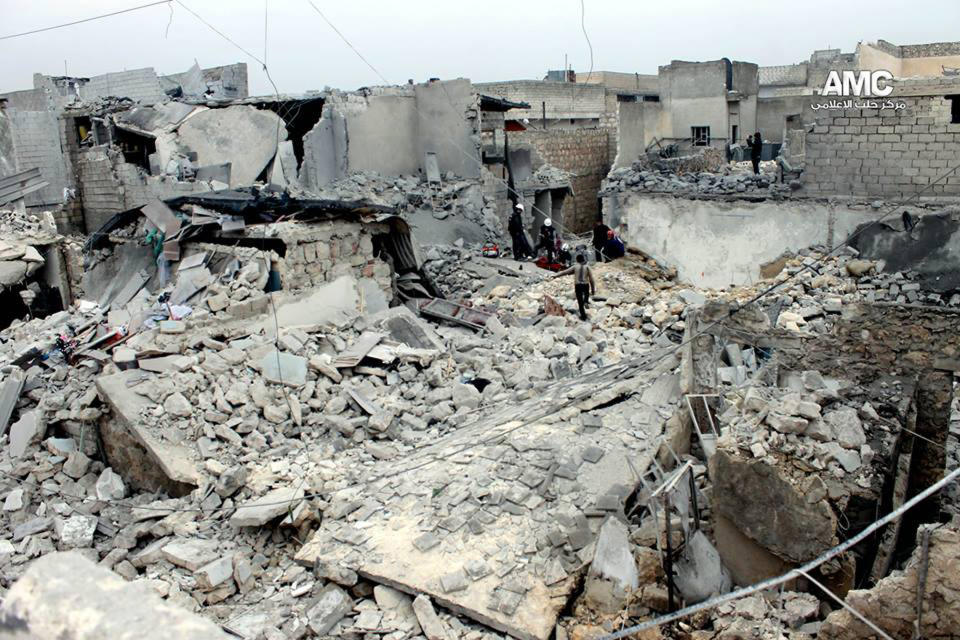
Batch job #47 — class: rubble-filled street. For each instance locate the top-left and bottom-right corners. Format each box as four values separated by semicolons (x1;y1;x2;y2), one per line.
1;4;960;640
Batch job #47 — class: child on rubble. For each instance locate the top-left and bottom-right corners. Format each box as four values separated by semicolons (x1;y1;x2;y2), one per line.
553;252;596;321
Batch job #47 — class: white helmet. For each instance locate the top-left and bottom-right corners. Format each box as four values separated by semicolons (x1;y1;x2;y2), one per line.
544;218;552;227
515;203;524;211
562;243;569;251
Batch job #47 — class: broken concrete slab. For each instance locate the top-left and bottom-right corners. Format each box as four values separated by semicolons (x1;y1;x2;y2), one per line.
95;370;201;496
307;583;354;636
176;105;288;187
138;354;195;374
296;362;675;640
710;448;837;563
674;529;732;604
53;515;97;549
257;350;308;388
161;538;220;571
230;485;305;527
0;551;231;639
256;275;361;335
8;410;44;458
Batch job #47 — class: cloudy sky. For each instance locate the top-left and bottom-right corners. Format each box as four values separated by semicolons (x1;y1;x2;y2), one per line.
2;0;958;95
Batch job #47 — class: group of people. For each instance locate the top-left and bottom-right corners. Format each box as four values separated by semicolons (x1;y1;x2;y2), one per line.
507;203;625;267
506;201;627;321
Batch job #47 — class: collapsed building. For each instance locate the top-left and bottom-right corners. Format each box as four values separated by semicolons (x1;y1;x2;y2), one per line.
0;36;959;640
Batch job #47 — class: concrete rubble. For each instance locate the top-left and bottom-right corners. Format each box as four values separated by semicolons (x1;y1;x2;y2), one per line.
1;41;959;640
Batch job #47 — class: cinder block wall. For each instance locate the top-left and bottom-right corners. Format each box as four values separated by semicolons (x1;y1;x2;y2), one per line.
510;129;610;233
8;110;68;207
803;81;960;198
475;81;607;119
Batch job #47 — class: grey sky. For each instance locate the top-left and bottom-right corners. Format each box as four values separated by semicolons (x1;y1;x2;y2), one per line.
2;0;959;96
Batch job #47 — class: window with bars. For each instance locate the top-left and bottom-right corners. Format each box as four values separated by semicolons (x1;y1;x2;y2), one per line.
692;126;711;146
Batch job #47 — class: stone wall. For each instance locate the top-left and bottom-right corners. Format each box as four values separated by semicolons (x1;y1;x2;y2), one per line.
270;221;392;294
510;128;610;232
802;79;960;199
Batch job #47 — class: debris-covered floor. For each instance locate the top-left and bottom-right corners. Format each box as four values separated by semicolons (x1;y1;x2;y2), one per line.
1;195;959;640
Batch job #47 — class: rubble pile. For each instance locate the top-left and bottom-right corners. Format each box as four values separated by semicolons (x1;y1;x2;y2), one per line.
300;171;503;239
602;164;792;198
634;146;727;174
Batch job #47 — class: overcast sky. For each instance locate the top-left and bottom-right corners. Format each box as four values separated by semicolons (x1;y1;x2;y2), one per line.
2;0;959;95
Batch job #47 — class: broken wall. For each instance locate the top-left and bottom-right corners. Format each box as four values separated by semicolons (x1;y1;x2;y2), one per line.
160;63;249;101
509;128;609;232
7;110;68;207
75;147;208;232
613;100;666;168
414;78;480;179
603;193;888;288
802;78;960;199
474;80;607;123
300;80;481;191
78;68;165;105
0;107;16;177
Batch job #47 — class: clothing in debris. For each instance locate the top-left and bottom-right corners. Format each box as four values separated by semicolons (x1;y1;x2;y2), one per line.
555;256;596;321
602;231;626;261
592;220;611;263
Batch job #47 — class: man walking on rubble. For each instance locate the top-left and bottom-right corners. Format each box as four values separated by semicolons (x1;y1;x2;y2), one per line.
747;131;763;175
554;252;596;321
508;203;532;259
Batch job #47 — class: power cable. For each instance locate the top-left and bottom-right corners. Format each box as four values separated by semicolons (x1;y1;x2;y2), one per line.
0;0;173;41
600;465;960;639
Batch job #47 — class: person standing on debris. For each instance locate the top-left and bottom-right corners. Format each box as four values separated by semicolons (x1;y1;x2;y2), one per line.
592;217;611;263
603;229;626;261
536;218;557;263
748;131;763;175
508;203;532;259
554;253;596;321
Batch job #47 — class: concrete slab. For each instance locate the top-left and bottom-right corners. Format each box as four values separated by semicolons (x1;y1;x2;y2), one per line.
96;371;201;496
257;350;307;387
176;105;288;187
295;356;675;640
256;275;361;335
0;551;232;640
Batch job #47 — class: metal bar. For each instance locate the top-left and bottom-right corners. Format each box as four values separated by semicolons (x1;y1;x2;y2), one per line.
689;467;700;532
664;494;675;612
798;570;895;640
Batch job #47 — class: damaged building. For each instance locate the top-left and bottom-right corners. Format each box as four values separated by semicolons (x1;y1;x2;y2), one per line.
1;29;960;640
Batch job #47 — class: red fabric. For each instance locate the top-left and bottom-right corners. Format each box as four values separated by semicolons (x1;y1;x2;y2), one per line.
535;257;566;272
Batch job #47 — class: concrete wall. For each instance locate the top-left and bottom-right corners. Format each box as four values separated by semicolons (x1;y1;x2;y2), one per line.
8;110;67;206
510;128;609;232
475;80;607;119
414;78;480;179
0;108;16;177
0;88;52;111
658;60;759;146
602;193;883;288
858;41;960;78
576;71;659;92
300;80;480;189
802;78;960;199
347;95;419;175
80;68;165;105
614;101;666;168
757;95;808;144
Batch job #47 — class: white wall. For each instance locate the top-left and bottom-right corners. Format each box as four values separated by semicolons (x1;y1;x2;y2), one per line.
604;193;885;288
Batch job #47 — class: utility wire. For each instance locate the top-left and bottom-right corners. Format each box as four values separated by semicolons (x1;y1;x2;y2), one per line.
0;0;173;41
173;0;265;67
601;465;960;639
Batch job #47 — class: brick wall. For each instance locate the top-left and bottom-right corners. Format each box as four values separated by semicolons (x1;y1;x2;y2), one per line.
510;128;610;232
803;88;960;198
8;110;68;206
